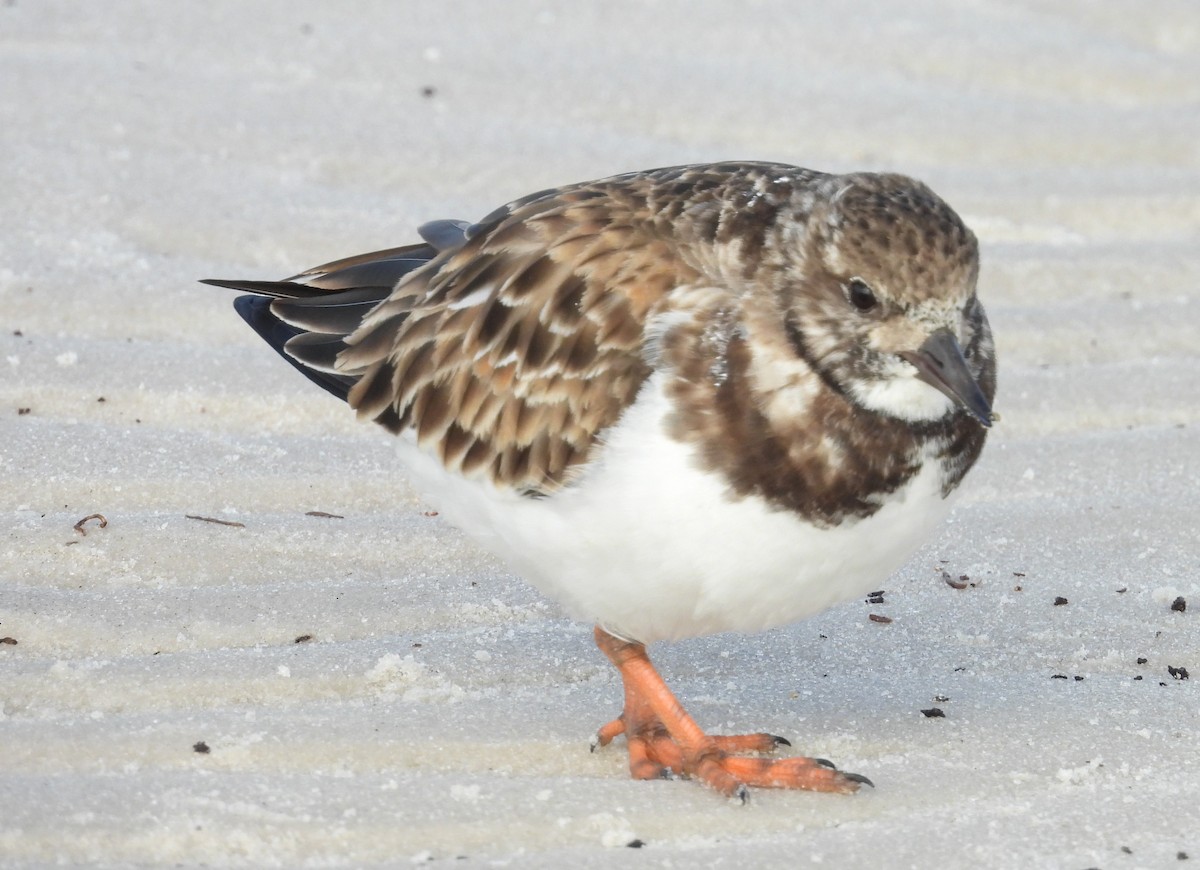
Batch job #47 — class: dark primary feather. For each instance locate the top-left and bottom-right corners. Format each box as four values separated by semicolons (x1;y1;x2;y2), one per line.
204;241;442;402
229;294;357;402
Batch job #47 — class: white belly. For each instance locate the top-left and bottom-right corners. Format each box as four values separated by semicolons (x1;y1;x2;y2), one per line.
395;374;956;644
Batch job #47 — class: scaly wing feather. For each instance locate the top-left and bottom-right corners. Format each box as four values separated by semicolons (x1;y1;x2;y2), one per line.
337;180;703;493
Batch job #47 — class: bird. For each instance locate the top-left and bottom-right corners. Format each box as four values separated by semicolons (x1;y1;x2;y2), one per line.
203;161;996;802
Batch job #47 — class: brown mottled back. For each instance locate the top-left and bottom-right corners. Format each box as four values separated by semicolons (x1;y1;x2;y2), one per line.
337;174;707;493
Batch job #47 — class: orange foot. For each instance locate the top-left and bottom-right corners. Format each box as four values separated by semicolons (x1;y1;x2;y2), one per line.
590;626;873;802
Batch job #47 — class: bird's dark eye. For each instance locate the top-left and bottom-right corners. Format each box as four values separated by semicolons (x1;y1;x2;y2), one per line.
846;278;878;312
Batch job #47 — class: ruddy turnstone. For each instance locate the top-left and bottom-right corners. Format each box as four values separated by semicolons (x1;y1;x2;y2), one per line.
205;161;996;801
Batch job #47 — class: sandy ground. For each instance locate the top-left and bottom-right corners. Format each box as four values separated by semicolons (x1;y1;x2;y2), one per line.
2;2;1198;867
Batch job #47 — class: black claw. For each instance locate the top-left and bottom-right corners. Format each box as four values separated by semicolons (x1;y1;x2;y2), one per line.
770;734;792;748
660;766;679;781
844;772;875;788
813;757;837;770
733;784;750;805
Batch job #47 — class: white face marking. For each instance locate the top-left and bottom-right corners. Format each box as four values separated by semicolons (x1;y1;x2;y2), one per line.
850;360;956;422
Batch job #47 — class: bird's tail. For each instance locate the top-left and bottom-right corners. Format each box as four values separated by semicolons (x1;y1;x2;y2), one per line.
202;221;472;404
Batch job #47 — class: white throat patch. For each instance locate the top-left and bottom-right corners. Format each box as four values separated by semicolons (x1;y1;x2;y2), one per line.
850;369;956;422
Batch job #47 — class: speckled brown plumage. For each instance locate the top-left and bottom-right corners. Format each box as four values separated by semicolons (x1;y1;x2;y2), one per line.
334;181;702;493
209;161;994;508
660;304;990;525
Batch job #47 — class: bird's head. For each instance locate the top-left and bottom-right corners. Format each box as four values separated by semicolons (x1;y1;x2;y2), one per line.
777;173;995;428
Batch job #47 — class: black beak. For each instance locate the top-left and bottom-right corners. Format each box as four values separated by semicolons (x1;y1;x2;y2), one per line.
899;330;993;427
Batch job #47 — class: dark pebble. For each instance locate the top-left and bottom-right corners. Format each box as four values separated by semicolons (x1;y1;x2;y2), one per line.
943;572;969;590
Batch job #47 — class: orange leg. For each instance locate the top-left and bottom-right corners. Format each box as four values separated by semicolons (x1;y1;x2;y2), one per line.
591;626;872;801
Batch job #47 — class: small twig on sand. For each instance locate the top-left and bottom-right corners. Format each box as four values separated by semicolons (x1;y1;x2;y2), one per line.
74;513;108;536
185;514;246;528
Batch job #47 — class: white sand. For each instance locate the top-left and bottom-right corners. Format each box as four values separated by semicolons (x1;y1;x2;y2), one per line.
2;2;1198;867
